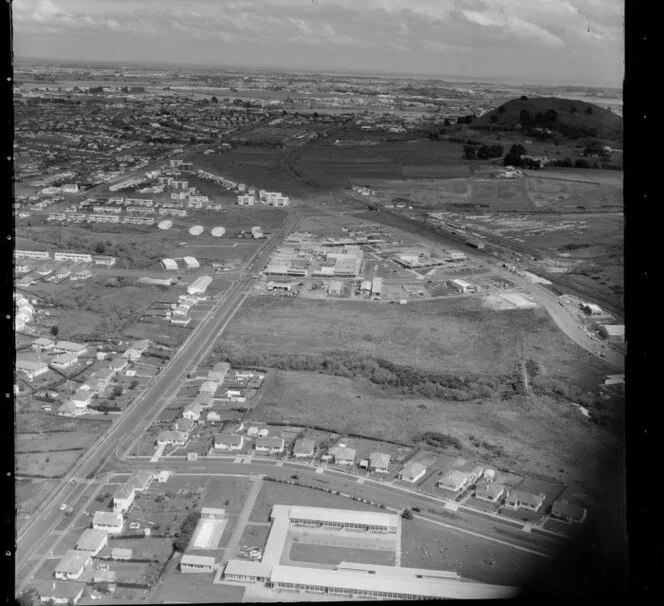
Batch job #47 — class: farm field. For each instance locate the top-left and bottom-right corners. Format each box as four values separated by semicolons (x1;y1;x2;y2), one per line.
250;370;617;486
218;296;612;383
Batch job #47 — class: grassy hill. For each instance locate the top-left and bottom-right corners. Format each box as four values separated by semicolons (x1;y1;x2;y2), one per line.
474;96;622;142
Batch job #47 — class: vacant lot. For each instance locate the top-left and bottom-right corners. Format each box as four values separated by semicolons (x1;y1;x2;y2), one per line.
202;477;253;514
219;296;612;383
16;430;101;453
16;478;59;517
16;450;81;478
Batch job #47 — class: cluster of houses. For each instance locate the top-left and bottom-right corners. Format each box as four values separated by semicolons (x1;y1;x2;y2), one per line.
14;292;36;332
42;471;157;603
158;363;254;447
16;338;150;416
435;466;587;522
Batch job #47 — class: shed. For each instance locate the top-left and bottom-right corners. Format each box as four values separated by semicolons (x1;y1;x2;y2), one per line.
599;324;625;342
161;258;178;271
183;256;200;269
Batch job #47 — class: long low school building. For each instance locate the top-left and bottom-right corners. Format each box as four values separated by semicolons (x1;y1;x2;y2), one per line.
287;505;399;533
269;565;520;600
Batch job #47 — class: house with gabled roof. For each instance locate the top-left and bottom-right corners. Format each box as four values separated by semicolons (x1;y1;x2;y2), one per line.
292;437;316;458
255;436;285;454
504;489;546;512
550;499;587;523
369;452;391;474
398;461;427;484
474;481;507;503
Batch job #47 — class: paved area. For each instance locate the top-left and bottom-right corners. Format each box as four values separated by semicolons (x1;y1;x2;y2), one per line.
221;478;264;564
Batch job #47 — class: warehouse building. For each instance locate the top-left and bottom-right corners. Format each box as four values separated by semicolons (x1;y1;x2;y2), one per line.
448;279;474;294
161;258;178;271
187;275;213;295
183;256;200;269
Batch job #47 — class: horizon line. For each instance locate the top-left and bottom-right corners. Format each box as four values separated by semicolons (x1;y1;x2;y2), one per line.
13;55;622;91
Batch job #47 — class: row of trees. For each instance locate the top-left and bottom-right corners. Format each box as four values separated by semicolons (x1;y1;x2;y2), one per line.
214;348;506;402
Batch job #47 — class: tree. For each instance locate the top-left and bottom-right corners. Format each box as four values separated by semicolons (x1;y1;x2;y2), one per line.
509;144;527;157
443;118;451;126
462;145;477;160
401;508;414;520
112;385;123;397
519;109;530;124
50;325;59;337
211;96;218;103
574;159;591;169
130;379;139;390
520;95;528;101
490;115;498;124
585;106;594;114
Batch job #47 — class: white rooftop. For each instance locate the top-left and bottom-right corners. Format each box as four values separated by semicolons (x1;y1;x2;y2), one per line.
287;505;399;528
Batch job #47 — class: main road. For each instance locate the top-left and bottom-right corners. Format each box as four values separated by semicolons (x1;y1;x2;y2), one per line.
15;209;301;591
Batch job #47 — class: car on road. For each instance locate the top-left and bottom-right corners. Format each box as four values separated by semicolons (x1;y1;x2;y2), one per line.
60;503;67;511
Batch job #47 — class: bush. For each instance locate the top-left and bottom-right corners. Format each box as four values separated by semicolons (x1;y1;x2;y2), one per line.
401;509;414;520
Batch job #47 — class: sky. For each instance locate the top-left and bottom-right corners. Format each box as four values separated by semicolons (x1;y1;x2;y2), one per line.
12;0;624;87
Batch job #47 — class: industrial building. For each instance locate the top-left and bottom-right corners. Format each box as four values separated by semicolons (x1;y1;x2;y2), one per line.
161;258;178;270
187;275;213;295
183;256;200;269
448;279;474;294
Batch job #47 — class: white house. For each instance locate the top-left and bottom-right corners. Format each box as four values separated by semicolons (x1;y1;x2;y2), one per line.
369;452;391;474
54;549;91;580
157;431;188;446
38;580;85;605
93;511;124;534
255;436;285;454
329;445;356;466
182;402;203;421
75;529;108;556
214;433;245;451
437;470;471;493
398;461;427;484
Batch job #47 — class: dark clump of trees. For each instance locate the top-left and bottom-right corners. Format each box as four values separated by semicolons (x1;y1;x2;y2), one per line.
173;511;201;552
418;431;463;450
503;143;527;167
463;144;504;161
456;114;476;124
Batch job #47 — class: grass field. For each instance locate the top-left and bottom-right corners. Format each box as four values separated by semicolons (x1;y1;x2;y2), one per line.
16;430;101;453
151;563;245;604
16;478;59;516
202;477;253;514
400;518;548;588
220;296;612;383
287;540;395;567
16;450;81;477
